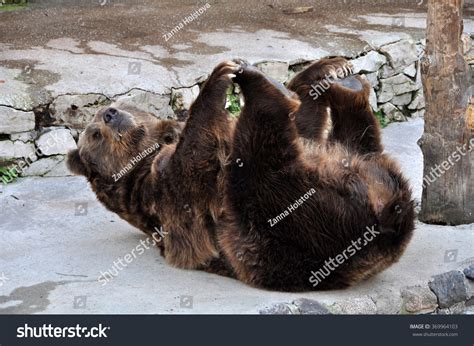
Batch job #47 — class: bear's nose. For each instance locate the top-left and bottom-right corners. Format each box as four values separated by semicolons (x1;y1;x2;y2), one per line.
103;108;118;123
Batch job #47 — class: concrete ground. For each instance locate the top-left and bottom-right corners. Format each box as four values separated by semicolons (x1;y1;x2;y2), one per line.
1;118;473;314
1;1;473;110
1;1;473;314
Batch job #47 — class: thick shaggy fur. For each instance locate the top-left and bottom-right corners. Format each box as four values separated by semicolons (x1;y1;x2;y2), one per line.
67;58;414;291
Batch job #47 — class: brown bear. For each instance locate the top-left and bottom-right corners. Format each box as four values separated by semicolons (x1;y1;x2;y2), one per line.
67;58;415;291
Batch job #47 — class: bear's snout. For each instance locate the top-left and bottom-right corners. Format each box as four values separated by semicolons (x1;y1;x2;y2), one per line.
103;107;119;124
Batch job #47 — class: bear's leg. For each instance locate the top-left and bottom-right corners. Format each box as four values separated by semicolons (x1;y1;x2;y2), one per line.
327;76;383;155
328;76;383;155
287;58;382;155
167;60;239;193
221;61;317;290
159;61;239;271
230;60;302;171
287;58;352;142
169;60;238;172
287;57;353;91
190;61;238;114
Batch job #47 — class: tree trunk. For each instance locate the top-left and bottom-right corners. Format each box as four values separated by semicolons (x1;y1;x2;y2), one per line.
419;0;474;225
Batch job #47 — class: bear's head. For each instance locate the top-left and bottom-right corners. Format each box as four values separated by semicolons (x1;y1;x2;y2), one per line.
67;104;183;180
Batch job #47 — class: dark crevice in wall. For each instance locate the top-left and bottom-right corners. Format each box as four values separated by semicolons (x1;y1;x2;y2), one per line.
33;104;54;130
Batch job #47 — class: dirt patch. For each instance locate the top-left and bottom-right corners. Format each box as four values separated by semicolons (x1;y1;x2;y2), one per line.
0;0;433;50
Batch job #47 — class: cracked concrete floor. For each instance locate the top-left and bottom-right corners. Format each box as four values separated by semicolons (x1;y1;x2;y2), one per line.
1;118;473;314
1;1;473;314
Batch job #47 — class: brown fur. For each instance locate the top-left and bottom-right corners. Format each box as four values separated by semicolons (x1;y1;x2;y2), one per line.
67;58;415;291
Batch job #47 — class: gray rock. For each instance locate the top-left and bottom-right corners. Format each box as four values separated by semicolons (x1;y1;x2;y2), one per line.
463;265;474;280
0;140;35;160
391;93;412;106
403;63;417;78
379;64;399;79
363;71;379;89
466;280;474;301
45;157;71;177
115;89;175;118
50;94;110;129
408;89;425;110
377;85;394;104
428;270;469;309
171;86;200;112
329;296;377;314
69;128;82;141
36;129;77;156
437;302;466;315
351;51;387;73
0;66;53;111
462;33;472;55
416;40;426;58
373;292;402;314
380;39;418;70
464;265;474;299
414;63;423;90
0;106;35;134
256;61;289;83
259;303;298;315
390;77;419;95
380;103;406;122
10;131;37;143
411;109;425;118
292;298;330;315
22;155;68;177
368;87;378;111
379;62;417;79
401;285;438;314
378;74;418;103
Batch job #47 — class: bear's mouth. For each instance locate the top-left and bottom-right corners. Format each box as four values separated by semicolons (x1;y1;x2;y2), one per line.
111;123;146;145
113;120;126;140
111;118;137;142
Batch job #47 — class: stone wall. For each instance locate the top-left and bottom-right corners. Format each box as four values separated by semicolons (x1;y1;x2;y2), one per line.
260;262;474;315
1;35;473;180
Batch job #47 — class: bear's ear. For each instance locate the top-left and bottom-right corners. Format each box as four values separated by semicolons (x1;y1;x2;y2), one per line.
160;120;184;145
66;149;87;176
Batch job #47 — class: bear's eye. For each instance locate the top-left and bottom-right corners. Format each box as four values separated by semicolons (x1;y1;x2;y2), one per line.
164;134;174;144
92;131;102;140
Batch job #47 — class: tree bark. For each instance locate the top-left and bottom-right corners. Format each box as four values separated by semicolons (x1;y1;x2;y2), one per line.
419;0;474;225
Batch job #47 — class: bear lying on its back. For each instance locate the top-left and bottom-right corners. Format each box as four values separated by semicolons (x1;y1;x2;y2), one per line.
67;58;415;291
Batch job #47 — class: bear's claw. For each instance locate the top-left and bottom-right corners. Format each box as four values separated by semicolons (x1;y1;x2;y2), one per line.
209;61;241;83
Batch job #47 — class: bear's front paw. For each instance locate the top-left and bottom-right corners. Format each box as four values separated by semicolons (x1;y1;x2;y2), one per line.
232;58;250;71
208;60;241;84
231;58;265;84
196;61;241;108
